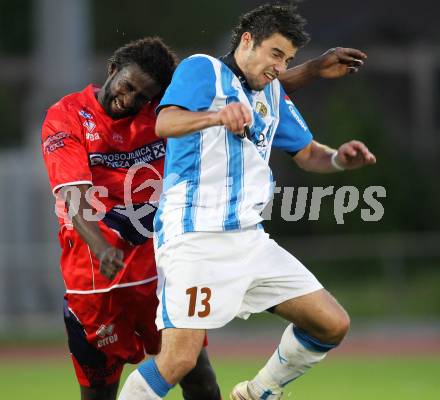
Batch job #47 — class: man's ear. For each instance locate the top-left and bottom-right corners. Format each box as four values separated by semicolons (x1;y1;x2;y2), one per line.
241;32;253;49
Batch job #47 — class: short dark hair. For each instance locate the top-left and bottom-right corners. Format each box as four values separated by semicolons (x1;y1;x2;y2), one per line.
108;37;178;93
230;3;310;51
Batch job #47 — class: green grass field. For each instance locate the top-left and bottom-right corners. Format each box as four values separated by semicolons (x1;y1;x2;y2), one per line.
1;355;439;399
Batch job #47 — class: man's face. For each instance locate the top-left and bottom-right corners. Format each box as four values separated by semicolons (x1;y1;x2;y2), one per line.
237;33;298;91
98;63;161;119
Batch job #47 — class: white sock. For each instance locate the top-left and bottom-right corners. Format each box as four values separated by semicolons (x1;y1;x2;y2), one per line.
248;323;327;399
118;369;162;400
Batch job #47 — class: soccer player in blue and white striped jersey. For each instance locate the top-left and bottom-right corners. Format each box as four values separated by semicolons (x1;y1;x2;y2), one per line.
119;4;376;400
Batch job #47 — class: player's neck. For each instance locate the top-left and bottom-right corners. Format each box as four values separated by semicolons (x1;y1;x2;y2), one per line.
221;52;250;90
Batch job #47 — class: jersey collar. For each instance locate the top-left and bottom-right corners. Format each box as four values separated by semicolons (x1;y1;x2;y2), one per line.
219;52;251;91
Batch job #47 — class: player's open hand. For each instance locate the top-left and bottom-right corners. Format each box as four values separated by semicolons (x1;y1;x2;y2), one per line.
217;102;252;137
98;246;125;280
313;47;367;79
335;140;376;170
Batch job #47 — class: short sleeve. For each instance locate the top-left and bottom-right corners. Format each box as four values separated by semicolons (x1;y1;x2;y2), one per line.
273;86;313;153
157;55;216;113
41;104;93;194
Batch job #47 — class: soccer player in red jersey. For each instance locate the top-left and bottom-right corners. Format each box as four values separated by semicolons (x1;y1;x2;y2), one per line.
42;37;221;400
41;34;366;400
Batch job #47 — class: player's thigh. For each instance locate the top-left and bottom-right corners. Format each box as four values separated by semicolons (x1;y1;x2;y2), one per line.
274;289;350;342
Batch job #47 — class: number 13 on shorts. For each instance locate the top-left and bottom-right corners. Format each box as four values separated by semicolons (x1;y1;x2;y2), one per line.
186;287;212;317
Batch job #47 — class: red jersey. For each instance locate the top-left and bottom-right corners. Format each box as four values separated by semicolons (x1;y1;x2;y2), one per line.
42;84;165;292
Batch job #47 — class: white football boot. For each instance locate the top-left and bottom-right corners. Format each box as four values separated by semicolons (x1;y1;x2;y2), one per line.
229;380;283;400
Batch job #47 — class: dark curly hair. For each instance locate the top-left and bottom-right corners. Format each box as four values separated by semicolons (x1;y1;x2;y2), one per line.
108;37;178;93
230;3;310;52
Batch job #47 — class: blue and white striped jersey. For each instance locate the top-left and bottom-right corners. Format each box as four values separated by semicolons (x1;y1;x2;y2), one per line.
154;54;313;247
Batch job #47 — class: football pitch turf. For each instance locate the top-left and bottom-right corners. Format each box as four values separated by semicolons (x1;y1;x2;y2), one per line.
1;356;439;399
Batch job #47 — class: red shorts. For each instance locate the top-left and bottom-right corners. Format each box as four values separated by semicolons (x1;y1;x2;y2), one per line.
64;282;209;387
64;282;161;387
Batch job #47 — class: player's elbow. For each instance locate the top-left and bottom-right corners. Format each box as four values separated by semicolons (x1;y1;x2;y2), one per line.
293;155;313;172
292;143;314;171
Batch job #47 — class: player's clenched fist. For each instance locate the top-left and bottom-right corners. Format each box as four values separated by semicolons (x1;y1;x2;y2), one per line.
98;246;125;280
216;102;252;136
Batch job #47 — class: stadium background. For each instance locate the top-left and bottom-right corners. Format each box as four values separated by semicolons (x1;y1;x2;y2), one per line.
0;0;439;398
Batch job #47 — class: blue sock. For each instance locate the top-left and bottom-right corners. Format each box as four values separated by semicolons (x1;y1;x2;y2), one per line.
138;358;173;397
293;326;338;352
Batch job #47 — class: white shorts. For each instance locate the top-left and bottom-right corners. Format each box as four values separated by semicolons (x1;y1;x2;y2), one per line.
154;227;323;330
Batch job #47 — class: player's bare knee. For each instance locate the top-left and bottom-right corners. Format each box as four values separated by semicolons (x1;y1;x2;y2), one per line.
304;305;350;344
318;292;351;344
324;309;350;344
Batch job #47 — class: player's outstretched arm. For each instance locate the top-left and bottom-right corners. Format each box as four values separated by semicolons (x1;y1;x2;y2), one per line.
60;184;125;280
156;103;252;138
279;47;367;95
293;140;376;173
